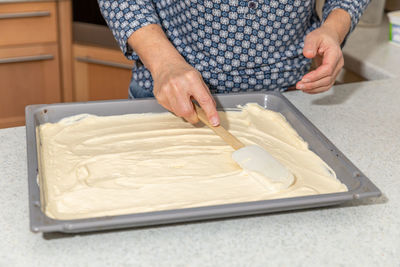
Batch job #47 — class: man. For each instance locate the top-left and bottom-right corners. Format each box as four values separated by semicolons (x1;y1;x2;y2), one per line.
98;0;369;126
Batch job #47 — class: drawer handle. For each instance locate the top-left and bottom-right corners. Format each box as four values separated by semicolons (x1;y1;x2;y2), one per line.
76;56;133;69
0;11;51;20
0;54;54;64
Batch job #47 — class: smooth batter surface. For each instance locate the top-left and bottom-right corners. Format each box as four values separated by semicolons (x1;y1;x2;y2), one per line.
38;104;347;220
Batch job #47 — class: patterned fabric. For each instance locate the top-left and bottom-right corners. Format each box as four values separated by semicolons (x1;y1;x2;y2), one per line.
98;0;369;96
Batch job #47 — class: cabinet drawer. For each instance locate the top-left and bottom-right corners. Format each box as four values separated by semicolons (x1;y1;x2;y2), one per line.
0;2;57;47
0;44;61;128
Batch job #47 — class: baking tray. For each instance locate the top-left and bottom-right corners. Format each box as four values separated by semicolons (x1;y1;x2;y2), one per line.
25;92;381;233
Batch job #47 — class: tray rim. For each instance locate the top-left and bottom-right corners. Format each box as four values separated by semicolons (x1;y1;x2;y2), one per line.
25;92;382;233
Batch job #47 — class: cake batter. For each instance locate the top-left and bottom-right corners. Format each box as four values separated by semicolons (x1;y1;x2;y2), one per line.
38;104;347;220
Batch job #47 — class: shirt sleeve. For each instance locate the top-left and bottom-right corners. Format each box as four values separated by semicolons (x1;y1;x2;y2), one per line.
98;0;161;60
322;0;371;44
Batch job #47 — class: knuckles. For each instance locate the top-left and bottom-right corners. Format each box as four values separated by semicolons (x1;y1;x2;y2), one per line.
184;69;200;80
162;69;201;92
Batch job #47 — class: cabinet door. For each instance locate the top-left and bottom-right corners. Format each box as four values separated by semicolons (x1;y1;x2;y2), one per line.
0;44;61;128
73;44;133;101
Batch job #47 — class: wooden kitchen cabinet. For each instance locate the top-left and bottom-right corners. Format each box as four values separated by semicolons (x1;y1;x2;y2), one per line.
0;2;58;47
73;44;133;101
0;44;61;128
0;0;73;129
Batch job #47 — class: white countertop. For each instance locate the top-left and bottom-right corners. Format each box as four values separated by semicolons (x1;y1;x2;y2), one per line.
343;16;400;80
1;19;400;266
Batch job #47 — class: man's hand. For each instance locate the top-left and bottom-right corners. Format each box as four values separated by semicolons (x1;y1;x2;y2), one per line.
128;24;220;126
152;59;218;125
297;9;351;94
296;25;344;94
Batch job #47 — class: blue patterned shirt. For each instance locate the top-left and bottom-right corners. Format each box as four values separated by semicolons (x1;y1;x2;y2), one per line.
98;0;369;96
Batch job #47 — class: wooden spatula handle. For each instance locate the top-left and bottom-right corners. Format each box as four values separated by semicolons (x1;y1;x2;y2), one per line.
194;103;245;151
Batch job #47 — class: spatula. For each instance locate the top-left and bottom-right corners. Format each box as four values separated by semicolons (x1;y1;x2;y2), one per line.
194;104;294;188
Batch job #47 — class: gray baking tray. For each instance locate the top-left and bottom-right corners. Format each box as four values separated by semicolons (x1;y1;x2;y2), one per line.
25;92;381;233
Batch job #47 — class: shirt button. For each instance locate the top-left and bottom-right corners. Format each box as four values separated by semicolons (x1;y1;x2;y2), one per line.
248;1;257;9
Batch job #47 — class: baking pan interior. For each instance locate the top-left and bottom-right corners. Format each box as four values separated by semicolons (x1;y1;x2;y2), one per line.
26;92;381;233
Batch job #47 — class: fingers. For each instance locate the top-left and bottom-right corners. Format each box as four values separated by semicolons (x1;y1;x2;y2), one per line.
168;86;199;124
300;47;341;84
303;32;320;59
301;58;343;94
298;76;332;91
153;67;218;126
297;47;343;93
201;79;217;108
175;71;218;126
157;81;199;124
191;83;220;126
300;27;344;94
154;90;172;113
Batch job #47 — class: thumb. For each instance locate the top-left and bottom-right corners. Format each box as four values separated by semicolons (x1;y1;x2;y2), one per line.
303;32;320;59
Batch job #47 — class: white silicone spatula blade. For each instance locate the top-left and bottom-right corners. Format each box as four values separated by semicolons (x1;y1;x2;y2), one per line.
232;145;294;186
194;103;294;188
